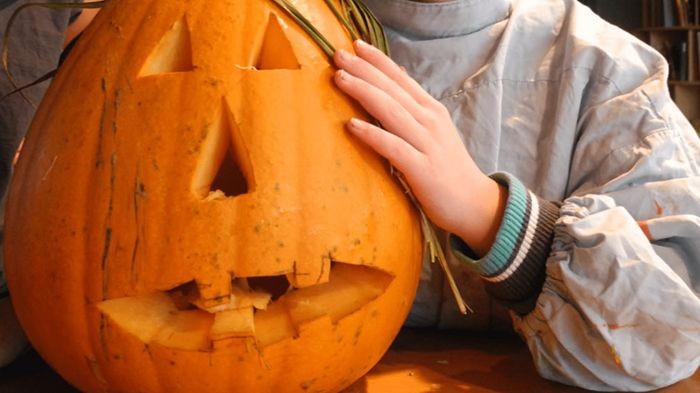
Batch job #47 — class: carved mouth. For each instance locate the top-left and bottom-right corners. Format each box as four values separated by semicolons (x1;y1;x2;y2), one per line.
96;262;393;351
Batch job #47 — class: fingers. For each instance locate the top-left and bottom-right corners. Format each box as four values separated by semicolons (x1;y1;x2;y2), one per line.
334;47;427;127
345;117;422;174
334;66;427;152
332;40;454;177
350;40;436;109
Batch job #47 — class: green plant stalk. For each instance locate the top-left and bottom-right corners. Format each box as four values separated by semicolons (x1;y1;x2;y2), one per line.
323;0;359;42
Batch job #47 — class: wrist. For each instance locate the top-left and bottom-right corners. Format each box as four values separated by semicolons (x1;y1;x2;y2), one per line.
451;175;508;257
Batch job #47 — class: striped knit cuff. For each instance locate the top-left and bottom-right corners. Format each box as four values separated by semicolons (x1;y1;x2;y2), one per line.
450;172;559;314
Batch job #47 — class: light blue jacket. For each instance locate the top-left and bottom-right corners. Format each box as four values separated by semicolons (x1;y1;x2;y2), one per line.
362;0;700;390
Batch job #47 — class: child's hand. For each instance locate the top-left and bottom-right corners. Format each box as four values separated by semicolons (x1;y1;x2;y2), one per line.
333;41;506;256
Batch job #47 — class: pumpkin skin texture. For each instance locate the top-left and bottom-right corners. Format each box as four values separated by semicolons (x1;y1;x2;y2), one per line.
3;0;423;392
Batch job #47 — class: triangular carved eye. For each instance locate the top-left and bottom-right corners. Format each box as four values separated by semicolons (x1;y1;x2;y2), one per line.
139;16;194;76
191;98;252;199
255;14;301;70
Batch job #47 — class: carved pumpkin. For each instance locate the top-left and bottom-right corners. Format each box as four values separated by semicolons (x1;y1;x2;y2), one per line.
3;0;422;392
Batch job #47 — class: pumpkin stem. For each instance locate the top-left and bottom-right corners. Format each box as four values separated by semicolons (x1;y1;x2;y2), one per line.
1;1;106;108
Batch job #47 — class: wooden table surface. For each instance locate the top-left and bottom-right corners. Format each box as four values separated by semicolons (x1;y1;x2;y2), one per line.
1;328;698;392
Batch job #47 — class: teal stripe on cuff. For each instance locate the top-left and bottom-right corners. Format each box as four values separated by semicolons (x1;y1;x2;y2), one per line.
455;172;529;276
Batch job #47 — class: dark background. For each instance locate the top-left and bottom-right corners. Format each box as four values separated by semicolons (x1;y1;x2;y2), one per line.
579;0;642;31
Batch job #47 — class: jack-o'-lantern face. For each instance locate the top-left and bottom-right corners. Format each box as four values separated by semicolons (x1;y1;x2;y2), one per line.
4;1;422;393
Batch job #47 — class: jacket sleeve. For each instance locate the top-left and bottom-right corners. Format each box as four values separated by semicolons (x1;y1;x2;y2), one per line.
452;66;700;391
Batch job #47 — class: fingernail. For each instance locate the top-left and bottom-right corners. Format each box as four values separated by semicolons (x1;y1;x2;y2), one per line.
337;48;349;61
337;69;347;80
355;40;370;49
349;118;364;129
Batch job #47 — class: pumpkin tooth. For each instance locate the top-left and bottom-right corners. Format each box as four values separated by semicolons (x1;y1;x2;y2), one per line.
209;306;256;340
285;252;333;288
198;278;273;313
195;276;233;309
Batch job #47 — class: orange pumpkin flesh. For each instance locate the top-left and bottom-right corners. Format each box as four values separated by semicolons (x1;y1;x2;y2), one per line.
4;0;422;392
